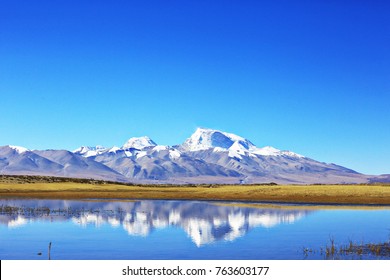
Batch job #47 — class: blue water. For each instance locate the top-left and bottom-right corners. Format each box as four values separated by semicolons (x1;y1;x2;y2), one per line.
0;199;389;260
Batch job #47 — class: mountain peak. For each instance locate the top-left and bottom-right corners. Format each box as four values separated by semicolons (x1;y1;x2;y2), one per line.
182;128;255;151
122;136;157;150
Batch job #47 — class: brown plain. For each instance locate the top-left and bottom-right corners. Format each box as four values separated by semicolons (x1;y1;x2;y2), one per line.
0;180;389;205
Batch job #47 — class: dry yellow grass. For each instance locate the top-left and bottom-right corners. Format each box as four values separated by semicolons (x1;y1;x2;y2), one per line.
0;182;390;205
213;202;390;210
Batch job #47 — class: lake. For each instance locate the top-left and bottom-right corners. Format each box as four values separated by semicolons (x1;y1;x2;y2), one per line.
0;199;389;260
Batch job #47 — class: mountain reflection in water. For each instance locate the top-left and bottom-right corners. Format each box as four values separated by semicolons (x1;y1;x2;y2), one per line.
0;199;311;246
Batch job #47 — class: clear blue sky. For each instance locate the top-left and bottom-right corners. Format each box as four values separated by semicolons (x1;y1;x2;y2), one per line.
0;0;389;175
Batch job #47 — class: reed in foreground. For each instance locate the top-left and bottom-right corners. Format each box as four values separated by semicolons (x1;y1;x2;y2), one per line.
304;238;390;259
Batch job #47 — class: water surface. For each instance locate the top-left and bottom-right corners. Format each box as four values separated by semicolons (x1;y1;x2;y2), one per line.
0;199;389;260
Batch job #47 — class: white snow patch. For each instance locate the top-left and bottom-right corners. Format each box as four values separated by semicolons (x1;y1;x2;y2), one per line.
84;150;97;157
182;128;306;159
281;151;304;158
169;149;181;160
251;146;304;158
226;141;249;159
152;145;168;152
124;151;132;157
108;146;121;153
136;151;147;159
9;145;29;154
228;150;243;159
183;128;256;152
213;147;227;152
251;146;281;156
122;136;157;150
73;146;107;157
229;141;247;154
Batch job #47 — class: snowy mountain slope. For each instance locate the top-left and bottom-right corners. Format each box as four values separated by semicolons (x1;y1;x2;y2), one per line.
0;146;127;182
180;128;303;158
34;149;127;182
181;128;256;152
0;146;64;175
73;146;108;157
8;145;29;154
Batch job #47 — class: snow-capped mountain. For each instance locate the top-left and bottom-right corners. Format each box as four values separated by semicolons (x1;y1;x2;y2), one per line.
0;128;385;184
122;136;157;150
180;128;303;159
181;128;256;151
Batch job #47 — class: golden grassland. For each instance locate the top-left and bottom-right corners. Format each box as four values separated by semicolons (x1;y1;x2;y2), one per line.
213;202;390;210
0;179;390;205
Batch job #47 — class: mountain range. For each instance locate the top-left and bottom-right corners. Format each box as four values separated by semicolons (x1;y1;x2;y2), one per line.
1;128;388;184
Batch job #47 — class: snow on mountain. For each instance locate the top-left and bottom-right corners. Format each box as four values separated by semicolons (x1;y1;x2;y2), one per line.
251;146;280;156
1;127;379;184
181;128;303;159
280;150;304;158
228;141;248;159
52;150;127;181
73;146;107;157
124;151;132;157
169;149;181;160
136;151;148;159
122;136;157;150
0;146;64;174
151;145;181;159
8;145;29;154
108;146;121;153
251;146;303;158
152;145;169;152
182;128;256;151
73;128;302;162
213;147;227;153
